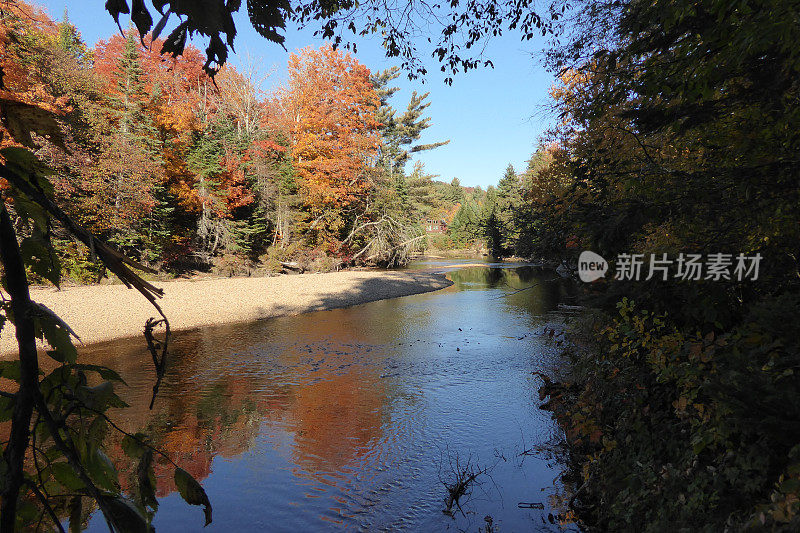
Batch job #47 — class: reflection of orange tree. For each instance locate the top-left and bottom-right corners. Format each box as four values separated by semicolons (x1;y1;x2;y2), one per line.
291;367;386;474
104;371;279;497
87;330;391;503
2;336;393;525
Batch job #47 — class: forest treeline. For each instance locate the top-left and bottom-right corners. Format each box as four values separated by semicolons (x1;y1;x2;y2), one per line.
443;149;570;258
1;1;571;282
0;2;486;280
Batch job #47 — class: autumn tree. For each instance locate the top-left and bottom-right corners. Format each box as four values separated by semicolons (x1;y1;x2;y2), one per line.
181;64;294;262
247;131;295;249
512;143;573;258
214;63;267;139
284;45;381;248
212;65;292;258
85;30;165;261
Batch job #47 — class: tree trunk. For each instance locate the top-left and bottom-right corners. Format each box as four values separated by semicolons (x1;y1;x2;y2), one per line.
0;204;41;530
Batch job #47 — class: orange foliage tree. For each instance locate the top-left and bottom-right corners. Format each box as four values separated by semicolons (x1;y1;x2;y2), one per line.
283;45;381;248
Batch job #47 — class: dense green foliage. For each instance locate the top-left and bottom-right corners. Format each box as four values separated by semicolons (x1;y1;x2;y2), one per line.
437;151;570;257
516;0;800;530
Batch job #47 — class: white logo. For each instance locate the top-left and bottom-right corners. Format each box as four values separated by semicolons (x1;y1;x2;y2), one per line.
578;250;608;282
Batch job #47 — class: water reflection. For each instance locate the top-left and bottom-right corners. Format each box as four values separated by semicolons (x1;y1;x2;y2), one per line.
89;336;392;498
76;265;579;531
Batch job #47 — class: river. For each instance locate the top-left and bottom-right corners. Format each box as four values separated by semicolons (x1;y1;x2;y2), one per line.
81;260;579;531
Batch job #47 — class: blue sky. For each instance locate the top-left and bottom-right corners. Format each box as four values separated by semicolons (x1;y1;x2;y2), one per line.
37;1;557;188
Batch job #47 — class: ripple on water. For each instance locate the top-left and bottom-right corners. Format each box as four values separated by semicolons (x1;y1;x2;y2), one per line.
80;265;580;532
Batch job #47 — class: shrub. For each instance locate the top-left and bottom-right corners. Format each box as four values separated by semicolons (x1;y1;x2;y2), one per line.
53;239;105;285
546;296;800;531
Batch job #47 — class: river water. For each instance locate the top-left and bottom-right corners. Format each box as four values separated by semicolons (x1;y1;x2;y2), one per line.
82;260;579;532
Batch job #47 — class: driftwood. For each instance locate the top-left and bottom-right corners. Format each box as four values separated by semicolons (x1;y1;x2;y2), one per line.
344;214;426;266
279;261;304;273
439;451;497;518
280;261;305;272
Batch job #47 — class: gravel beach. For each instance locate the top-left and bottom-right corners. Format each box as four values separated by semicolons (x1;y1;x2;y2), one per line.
0;270;452;356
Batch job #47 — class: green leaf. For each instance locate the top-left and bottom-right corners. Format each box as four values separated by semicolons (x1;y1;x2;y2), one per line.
15;499;39;528
88;415;108;443
122;433;148;460
137;450;158;511
130;0;153;37
0;360;21;381
80;381;128;410
7;186;48;232
98;495;152;533
72;364;126;384
174;467;212;525
781;478;800;494
0;147;49;173
692;433;714;455
19;228;61;287
0;396;14;422
32;303;78;364
45;350;67;363
51;462;85;491
104;0;130;30
0;98;65;148
87;449;119;492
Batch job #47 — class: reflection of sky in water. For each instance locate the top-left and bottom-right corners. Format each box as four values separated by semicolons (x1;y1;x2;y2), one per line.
83;265;580;532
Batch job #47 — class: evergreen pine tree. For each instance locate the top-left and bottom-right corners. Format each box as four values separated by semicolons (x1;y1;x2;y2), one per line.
480;185;498;224
139;183;176;265
371;68;450;176
405;162;437;219
105;29;164;258
495;164;522;256
187;126;226;257
394;172;410;212
115;30;155;143
485;208;503;258
56;9;88;63
448;197;481;246
447;177;465;204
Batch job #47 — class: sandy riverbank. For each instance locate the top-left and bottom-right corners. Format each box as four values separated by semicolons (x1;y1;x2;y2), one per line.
0;270;452;356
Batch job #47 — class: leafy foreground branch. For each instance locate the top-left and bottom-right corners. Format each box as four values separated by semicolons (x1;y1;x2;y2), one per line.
0;89;210;533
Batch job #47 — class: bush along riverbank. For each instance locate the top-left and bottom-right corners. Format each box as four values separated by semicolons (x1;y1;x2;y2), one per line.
539;294;800;531
498;0;800;529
